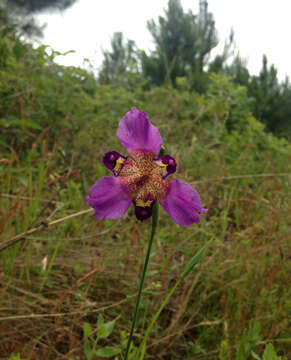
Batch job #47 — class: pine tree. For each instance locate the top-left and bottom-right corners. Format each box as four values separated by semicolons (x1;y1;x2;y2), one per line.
98;32;138;86
228;54;291;137
141;0;218;89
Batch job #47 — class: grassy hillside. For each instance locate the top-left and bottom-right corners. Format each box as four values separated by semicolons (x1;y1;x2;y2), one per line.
0;31;290;360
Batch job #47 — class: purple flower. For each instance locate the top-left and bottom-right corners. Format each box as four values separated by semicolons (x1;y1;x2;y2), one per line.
86;108;207;226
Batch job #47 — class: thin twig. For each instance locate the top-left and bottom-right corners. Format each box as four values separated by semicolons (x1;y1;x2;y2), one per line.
47;208;93;226
0;193;62;204
1;281;55;305
148;321;222;350
56;266;103;316
26;224;119;242
0;208;93;252
0;286;152;322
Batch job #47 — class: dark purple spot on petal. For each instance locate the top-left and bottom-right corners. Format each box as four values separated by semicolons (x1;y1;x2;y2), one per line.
103;151;126;176
160;154;177;178
133;201;154;221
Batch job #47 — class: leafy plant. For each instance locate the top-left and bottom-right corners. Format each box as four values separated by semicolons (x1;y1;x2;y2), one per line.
262;344;282;360
83;315;120;359
236;323;264;360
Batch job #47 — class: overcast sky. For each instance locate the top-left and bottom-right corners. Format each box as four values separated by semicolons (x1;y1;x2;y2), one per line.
36;0;291;80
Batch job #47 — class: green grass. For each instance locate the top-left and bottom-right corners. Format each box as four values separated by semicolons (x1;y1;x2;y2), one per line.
1;118;289;359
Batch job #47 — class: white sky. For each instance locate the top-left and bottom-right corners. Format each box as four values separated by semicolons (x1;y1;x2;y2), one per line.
36;0;291;81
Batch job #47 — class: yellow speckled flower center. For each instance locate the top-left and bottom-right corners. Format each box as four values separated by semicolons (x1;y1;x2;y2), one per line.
119;151;169;202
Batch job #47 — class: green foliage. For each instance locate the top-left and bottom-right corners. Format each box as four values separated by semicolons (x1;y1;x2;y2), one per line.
95;0;290;138
0;23;97;154
9;355;29;360
248;55;291;137
99;32;142;88
236;323;264;360
227;54;291;138
83;315;120;359
141;0;218;89
262;344;282;360
235;333;283;360
93;1;290;138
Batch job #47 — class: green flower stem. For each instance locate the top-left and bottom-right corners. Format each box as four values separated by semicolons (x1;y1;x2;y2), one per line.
139;242;210;359
124;202;160;360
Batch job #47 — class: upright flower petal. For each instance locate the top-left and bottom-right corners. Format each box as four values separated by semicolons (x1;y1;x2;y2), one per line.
86;176;131;219
117;107;162;155
160;179;208;226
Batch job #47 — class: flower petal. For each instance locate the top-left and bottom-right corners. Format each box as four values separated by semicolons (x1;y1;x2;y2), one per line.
117;107;162;155
86;176;131;219
160;179;208;226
